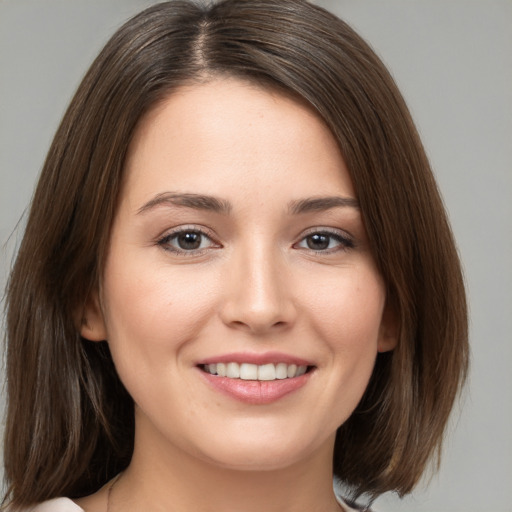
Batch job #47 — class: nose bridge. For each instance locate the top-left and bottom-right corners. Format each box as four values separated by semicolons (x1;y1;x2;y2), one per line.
221;237;295;333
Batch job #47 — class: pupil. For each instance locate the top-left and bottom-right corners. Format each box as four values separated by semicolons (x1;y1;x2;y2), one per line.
307;234;329;250
178;232;201;250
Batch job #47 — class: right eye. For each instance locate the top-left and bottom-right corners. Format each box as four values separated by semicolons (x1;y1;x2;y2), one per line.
157;228;218;255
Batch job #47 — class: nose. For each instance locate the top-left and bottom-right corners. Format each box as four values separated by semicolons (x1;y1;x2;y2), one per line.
219;244;297;335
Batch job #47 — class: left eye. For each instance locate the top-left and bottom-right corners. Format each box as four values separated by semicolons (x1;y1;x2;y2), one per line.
296;232;353;252
158;230;215;253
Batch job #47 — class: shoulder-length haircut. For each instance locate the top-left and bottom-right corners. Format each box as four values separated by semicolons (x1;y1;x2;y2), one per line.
3;0;468;507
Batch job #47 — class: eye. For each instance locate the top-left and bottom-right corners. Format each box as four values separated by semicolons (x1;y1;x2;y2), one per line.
157;227;218;254
295;230;354;253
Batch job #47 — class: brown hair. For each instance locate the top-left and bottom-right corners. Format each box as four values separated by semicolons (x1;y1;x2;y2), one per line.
3;0;468;508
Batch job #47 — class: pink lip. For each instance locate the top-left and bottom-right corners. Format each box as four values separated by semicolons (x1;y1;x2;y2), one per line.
199;370;312;405
197;351;312;366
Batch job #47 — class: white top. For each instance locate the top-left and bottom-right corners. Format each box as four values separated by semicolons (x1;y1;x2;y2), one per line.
22;495;364;511
22;499;83;512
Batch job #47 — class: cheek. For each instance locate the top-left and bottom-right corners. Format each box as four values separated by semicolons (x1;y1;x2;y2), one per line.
301;265;386;350
100;256;218;368
299;265;385;412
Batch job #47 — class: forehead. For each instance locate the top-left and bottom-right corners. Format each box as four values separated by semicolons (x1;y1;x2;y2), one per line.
122;78;355;206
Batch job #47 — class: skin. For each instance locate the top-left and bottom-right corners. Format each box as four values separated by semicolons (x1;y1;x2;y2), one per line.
78;78;396;512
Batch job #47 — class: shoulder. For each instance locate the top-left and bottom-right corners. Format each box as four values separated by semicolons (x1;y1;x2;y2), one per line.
16;498;84;512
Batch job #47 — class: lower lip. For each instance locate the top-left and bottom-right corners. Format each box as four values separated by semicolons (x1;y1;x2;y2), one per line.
199;369;312;405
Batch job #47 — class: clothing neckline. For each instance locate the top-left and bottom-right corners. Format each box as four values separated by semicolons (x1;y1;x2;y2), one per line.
31;493;361;512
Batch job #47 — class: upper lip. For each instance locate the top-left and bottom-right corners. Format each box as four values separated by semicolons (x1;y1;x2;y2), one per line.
196;351;314;367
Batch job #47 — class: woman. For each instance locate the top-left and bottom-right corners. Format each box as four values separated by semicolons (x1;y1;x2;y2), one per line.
3;1;468;511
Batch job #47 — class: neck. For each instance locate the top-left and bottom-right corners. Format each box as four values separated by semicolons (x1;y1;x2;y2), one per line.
113;418;340;512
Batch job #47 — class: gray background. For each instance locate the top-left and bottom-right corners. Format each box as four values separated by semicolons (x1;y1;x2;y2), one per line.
1;1;511;511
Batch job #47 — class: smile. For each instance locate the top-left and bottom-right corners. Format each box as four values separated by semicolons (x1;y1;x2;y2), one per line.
201;362;309;381
198;355;315;404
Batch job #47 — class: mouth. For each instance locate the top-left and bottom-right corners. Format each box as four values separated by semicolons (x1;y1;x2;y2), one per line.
197;356;315;404
200;362;312;381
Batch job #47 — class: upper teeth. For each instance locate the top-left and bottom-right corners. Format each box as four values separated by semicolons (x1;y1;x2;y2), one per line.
204;362;308;381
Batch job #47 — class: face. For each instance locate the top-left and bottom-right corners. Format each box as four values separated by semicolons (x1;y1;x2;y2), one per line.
83;78;396;472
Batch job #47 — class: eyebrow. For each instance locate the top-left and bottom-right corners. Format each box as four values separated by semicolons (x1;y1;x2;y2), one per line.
137;192;232;215
137;192;359;216
288;196;359;214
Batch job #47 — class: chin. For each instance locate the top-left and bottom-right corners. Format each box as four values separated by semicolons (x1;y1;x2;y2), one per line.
191;427;332;473
201;448;309;472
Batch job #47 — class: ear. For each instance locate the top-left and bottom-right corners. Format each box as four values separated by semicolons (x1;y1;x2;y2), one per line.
79;289;108;342
377;301;398;353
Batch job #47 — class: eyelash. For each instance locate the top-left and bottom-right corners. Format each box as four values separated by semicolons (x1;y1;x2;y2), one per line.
157;226;219;256
293;229;355;254
156;227;354;256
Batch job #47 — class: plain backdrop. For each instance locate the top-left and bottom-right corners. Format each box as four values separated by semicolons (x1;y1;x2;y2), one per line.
1;1;511;511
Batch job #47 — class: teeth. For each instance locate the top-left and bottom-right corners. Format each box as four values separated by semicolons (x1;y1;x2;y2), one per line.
203;362;309;380
287;364;297;378
296;365;307;376
216;363;226;377
226;362;240;378
258;363;276;381
275;363;288;379
240;363;258;380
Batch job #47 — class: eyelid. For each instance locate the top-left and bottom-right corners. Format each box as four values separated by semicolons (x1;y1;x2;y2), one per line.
156;225;221;255
294;227;355;252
